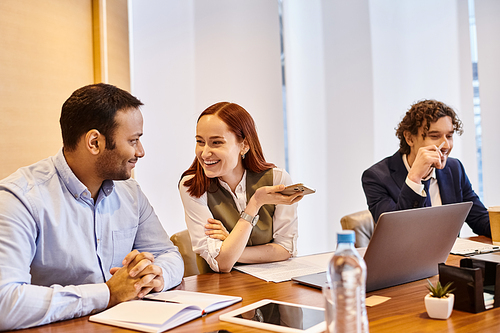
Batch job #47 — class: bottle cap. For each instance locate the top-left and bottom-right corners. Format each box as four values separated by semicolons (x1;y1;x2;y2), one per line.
337;230;355;243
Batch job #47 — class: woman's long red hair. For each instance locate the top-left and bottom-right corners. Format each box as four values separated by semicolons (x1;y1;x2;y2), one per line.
181;102;276;198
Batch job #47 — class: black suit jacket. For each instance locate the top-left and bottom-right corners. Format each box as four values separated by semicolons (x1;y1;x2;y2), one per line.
362;151;491;237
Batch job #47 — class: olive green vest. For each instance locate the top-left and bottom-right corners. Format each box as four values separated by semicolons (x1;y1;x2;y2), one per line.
207;169;275;246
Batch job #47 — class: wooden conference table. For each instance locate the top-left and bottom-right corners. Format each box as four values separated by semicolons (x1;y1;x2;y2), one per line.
9;237;500;333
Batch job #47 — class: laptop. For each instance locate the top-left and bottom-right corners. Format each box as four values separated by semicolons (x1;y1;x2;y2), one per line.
292;202;473;292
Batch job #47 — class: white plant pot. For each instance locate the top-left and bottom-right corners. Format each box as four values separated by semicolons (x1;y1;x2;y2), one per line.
424;293;454;320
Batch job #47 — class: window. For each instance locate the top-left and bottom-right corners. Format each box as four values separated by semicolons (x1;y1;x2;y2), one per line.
468;0;483;200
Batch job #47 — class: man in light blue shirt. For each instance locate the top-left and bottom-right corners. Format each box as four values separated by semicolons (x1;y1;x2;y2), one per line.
0;83;184;330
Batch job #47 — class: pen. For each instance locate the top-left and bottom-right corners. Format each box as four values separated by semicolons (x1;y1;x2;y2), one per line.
141;298;181;304
434;141;445;163
435;141;445;155
430;141;446;169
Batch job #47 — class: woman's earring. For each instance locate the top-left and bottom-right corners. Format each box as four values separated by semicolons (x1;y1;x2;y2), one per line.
241;153;246;160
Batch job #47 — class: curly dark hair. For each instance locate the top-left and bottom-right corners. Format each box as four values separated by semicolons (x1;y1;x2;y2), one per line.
395;99;463;154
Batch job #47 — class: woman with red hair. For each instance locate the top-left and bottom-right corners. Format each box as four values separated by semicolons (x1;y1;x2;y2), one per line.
179;102;303;273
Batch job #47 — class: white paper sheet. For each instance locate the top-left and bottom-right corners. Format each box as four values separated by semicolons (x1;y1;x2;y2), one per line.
234;252;334;282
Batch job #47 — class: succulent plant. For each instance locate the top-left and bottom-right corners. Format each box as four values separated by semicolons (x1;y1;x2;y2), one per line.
427;279;455;298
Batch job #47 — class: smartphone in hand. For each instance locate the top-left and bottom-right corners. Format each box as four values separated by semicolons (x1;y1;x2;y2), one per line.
279;183;316;196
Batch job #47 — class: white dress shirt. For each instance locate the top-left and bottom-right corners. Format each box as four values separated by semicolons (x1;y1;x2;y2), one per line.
179;168;299;272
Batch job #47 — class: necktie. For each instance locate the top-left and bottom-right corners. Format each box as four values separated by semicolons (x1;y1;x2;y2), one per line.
422;179;432;207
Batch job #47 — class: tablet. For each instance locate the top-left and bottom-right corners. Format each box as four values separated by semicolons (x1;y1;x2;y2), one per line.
219;299;325;333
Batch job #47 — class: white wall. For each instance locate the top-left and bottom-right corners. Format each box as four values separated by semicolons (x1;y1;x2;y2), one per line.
370;0;465;160
130;0;284;238
282;1;330;255
283;0;480;251
282;0;376;254
475;0;500;208
130;0;196;236
130;0;495;253
368;0;478;236
322;0;375;250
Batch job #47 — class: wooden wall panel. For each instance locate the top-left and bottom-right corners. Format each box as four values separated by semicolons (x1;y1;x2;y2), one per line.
106;0;131;92
0;0;131;180
0;0;93;179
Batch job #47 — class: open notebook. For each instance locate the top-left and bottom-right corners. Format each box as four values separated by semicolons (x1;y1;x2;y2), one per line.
89;290;241;333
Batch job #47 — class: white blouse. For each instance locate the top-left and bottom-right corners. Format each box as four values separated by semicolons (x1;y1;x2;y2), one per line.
178;168;299;272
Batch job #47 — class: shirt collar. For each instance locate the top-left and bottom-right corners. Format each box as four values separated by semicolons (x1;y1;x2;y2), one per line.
217;170;247;194
101;180;115;196
54;148;115;200
402;154;436;181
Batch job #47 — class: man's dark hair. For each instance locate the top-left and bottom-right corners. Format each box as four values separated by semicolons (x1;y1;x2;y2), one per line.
60;83;143;151
395;99;463;154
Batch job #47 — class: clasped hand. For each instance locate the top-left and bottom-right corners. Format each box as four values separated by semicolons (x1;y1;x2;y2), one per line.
106;250;164;308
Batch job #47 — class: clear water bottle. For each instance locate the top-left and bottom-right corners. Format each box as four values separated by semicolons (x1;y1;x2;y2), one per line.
326;231;369;333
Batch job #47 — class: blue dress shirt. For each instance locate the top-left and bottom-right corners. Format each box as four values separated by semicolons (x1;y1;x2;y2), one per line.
0;149;184;330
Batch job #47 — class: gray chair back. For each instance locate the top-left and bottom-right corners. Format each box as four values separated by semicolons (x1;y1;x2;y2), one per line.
340;210;374;248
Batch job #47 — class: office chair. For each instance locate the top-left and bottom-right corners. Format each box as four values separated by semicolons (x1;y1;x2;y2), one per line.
170;229;200;277
340;210;374;248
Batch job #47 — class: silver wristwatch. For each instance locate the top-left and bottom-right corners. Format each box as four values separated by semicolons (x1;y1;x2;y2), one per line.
240;211;259;227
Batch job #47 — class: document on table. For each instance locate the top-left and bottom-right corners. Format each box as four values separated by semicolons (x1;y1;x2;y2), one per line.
450;237;500;256
234;252;334;282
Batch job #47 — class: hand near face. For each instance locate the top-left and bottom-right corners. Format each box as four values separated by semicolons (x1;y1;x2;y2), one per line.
405;116;453;184
205;218;230;240
107;250;164;308
407;144;444;183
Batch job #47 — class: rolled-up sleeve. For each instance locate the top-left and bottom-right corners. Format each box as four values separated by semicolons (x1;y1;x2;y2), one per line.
134;184;184;289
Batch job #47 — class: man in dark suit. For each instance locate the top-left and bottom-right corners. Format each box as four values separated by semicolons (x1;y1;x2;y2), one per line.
362;99;491;237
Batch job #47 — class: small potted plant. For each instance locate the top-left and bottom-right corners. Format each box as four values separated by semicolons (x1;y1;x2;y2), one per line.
424;279;455;320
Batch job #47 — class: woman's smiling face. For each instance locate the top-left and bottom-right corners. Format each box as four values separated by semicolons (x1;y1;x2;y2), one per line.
195;115;248;185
